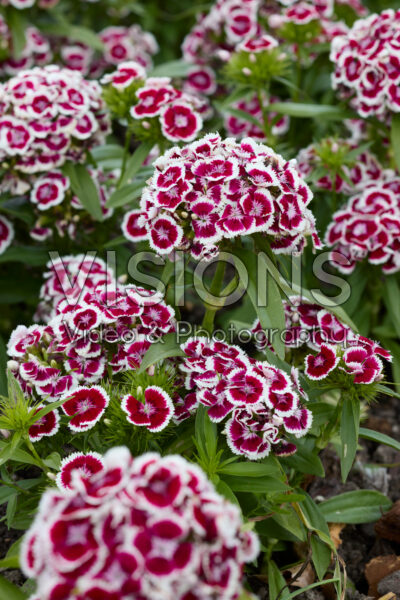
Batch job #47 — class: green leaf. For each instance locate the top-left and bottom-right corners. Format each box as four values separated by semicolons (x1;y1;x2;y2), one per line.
288;578;340;599
359;427;400;452
138;333;185;373
300;493;332;579
391;112;400;173
150;60;191;78
195;404;217;460
383;339;400;394
318;490;392;523
220;474;288;493
267;102;352;120
120;142;154;187
377;383;400;400
340;396;360;482
0;246;49;266
383;277;400;338
0;335;7;397
8;11;27;59
224;107;261;127
0;443;39;467
270;506;307;542
6;494;18;528
0;575;27;599
106;182;144;209
218;457;280;478
268;560;290;600
43;452;61;470
0;432;22;468
0;555;20;570
62;163;103;221
91;144;124;162
42;22;104;51
281;445;324;478
216;480;240;506
233;247;285;359
0;478;41;506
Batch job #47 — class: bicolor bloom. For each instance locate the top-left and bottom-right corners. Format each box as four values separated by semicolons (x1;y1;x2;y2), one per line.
121;386;174;432
56;452;104;491
61;385;110;432
21;447;259;600
29;406;60;442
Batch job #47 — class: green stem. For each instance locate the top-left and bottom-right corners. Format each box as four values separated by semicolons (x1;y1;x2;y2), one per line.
257;87;272;144
201;260;228;334
117;124;133;187
294;46;303;102
0;478;29;495
24;436;51;475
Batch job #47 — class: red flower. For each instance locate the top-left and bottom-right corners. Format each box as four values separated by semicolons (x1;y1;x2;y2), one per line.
29;406;60;442
56;452;104;491
304;344;339;380
121;386;174;432
160;102;202;142
61;385;110;432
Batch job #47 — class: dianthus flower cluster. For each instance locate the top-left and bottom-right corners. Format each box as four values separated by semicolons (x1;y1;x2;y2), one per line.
179;337;312;460
0;65;110;177
182;0;260;68
59;25;158;79
325;179;400;275
122;133;320;260
28;166;116;242
34;254;116;322
7;283;176;408
0;17;52;76
103;61;205;143
296;139;387;195
330;9;400;119
267;1;349;47
21;447;259;600
225;94;289;140
182;0;365;77
251;296;391;384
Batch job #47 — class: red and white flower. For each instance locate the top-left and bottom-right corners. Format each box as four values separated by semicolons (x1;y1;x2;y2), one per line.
121;386;174;432
160;102;202;142
56;452;104;491
29;406;60;442
30;173;67;210
304;343;339;380
21;447;259;600
61;385;109;432
101;60;145;89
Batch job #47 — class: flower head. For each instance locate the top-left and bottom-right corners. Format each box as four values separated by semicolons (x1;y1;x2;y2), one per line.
21;447;259;599
179;336;312;459
331;9;400;119
124;133;319;260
